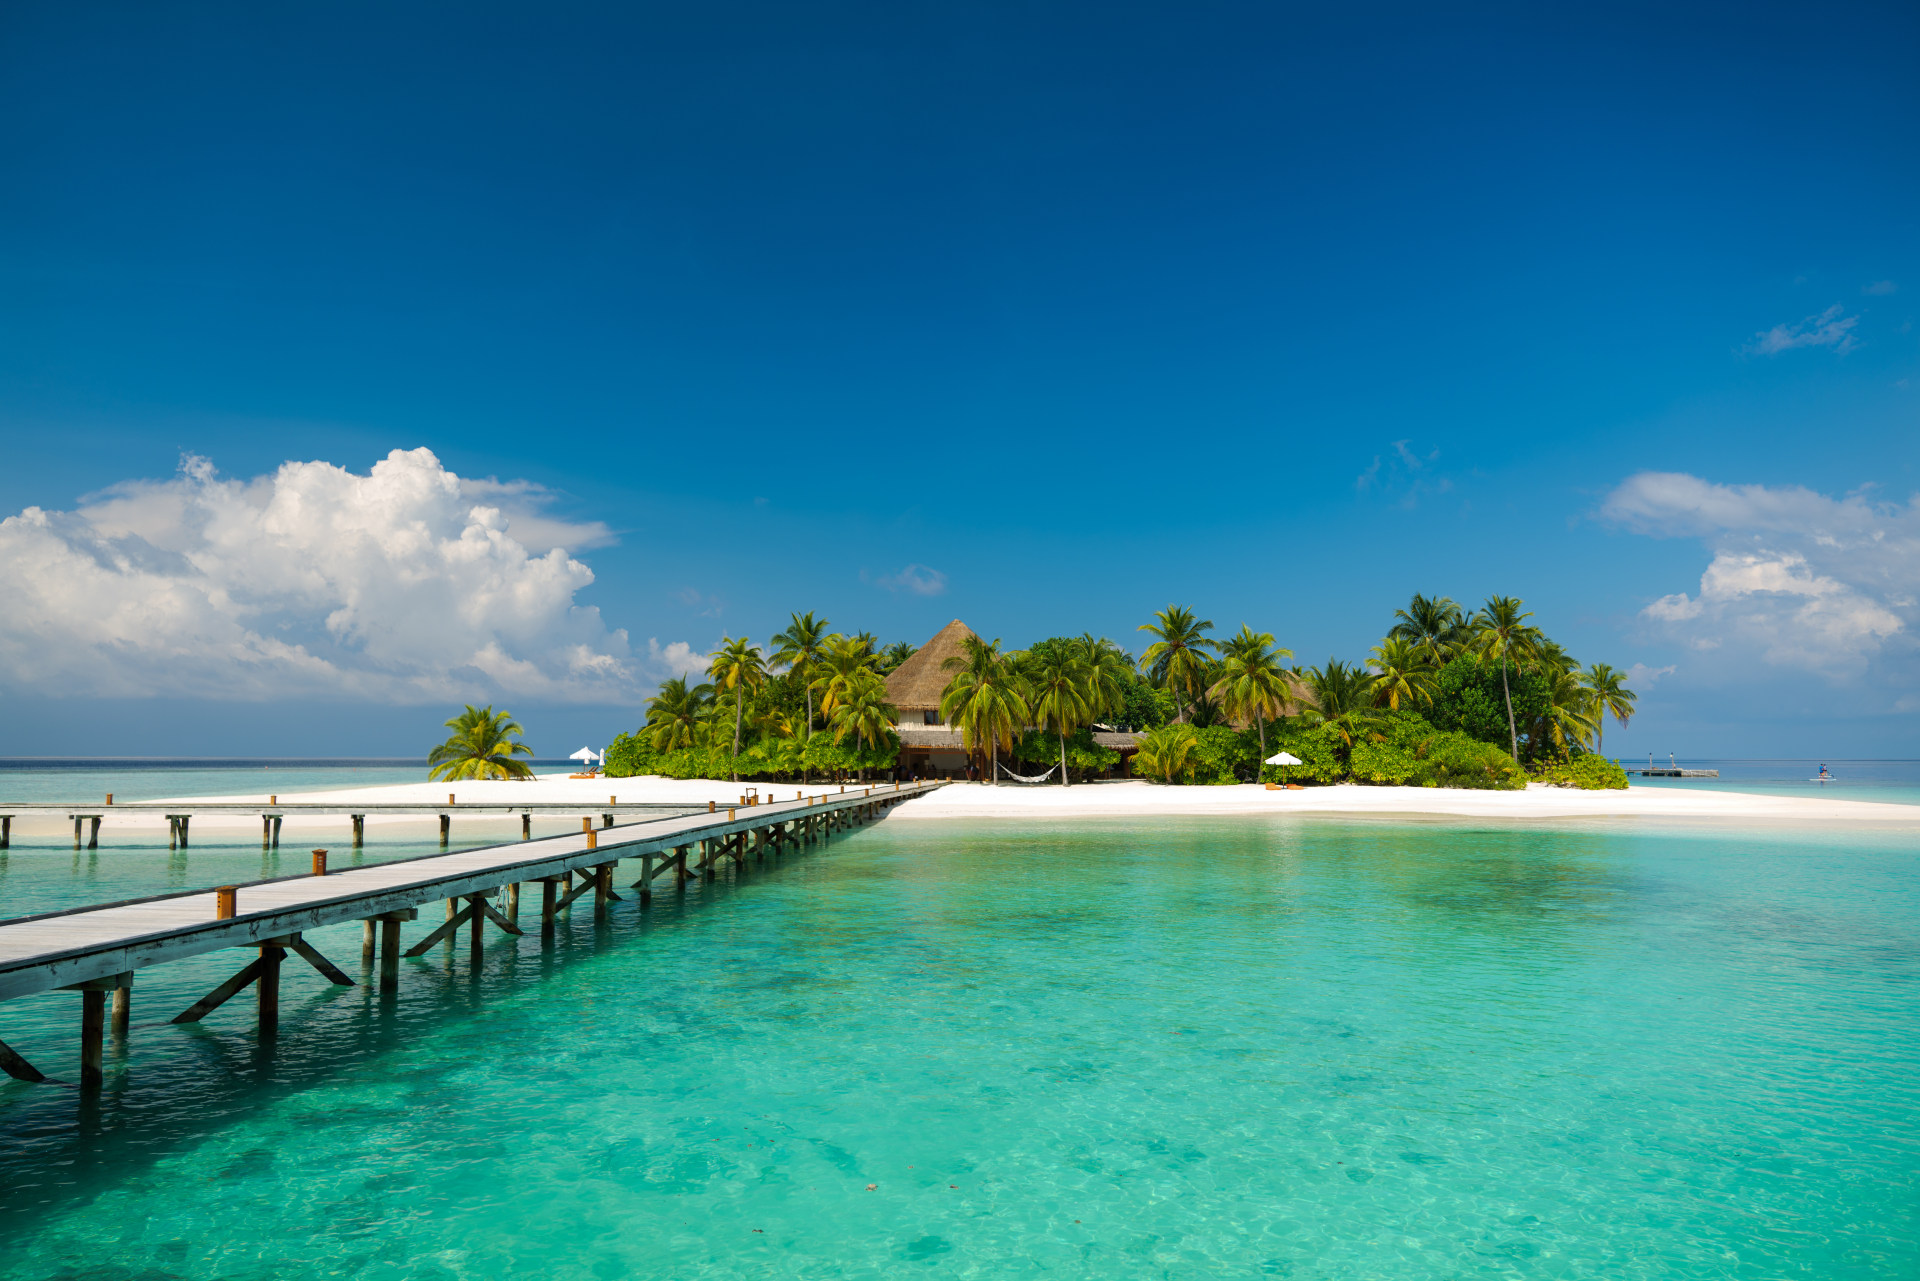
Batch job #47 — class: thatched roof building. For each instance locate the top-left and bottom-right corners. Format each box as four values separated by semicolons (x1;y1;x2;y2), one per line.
883;619;978;724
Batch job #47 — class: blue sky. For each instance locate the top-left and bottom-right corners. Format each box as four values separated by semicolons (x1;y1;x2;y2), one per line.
1;1;1915;758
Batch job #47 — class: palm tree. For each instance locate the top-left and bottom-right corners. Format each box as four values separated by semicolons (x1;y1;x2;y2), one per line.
1139;605;1216;722
428;705;536;781
1073;634;1134;724
770;612;833;739
1209;625;1296;769
644;676;713;752
810;635;877;721
1133;723;1198;784
1302;660;1378;752
1539;663;1598;756
1389;594;1468;661
1025;646;1094;786
1366;636;1436;711
1470;596;1543;761
939;635;1029;786
1581;663;1637;756
707;636;766;781
878;641;917;673
829;670;898;780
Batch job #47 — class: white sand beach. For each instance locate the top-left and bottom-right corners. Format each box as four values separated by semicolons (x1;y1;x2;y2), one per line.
20;772;1913;840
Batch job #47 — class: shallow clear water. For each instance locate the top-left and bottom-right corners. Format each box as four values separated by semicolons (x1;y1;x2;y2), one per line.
1;816;1916;1279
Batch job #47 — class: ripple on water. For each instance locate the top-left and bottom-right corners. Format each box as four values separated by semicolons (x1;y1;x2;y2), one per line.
0;817;1916;1278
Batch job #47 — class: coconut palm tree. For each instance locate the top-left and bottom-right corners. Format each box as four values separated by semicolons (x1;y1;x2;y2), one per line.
1025;646;1094;786
770;611;833;739
1139;605;1216;723
1537;664;1598;756
1073;633;1134;724
940;635;1029;786
810;635;877;721
707;636;766;781
428;705;536;781
644;676;714;752
1133;723;1199;784
1209;625;1296;768
1366;636;1436;710
878;641;917;673
1470;596;1543;761
1581;663;1637;756
829;670;898;780
1389;594;1468;661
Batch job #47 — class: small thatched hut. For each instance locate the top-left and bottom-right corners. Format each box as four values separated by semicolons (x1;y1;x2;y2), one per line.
883;620;978;776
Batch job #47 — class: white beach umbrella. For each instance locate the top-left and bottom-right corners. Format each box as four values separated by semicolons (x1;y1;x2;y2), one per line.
570;746;599;764
1264;751;1303;766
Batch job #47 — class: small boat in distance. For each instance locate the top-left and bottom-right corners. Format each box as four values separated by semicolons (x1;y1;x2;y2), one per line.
1810;764;1837;783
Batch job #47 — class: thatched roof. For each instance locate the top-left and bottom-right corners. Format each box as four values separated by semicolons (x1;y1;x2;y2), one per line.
884;619;978;710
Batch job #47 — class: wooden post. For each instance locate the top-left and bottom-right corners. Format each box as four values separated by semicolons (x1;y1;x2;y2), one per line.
594;865;610;918
271;815;282;849
522;813;531;840
380;917;402;991
582;816;592;834
88;815;101;848
439;813;450;847
587;828;598;851
602;813;613;829
257;941;284;1039
81;988;105;1089
468;894;486;966
178;815;190;848
541;878;559;936
1;815;9;849
73;816;82;850
112;981;131;1038
215;885;238;919
638;854;654;904
351;814;365;847
448;793;456;805
507;882;521;924
363;919;377;963
311;849;328;876
262;815;272;848
708;800;715;813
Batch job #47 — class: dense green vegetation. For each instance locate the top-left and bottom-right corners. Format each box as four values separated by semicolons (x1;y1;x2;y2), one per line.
601;594;1636;790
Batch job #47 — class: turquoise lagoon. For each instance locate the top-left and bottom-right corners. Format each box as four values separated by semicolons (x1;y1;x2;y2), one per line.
1;815;1916;1278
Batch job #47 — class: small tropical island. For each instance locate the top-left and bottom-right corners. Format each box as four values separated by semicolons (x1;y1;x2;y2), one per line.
601;594;1638;792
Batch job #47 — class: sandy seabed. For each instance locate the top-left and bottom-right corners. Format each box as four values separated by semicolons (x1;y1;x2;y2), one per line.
13;772;1917;841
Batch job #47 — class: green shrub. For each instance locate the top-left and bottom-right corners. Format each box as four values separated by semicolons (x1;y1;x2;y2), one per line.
1430;656;1550;751
1261;723;1347;784
1531;755;1629;790
1012;727;1121;778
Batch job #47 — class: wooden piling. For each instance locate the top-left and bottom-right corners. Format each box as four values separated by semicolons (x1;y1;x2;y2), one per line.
379;917;402;991
351;814;365;847
541;878;559;936
506;882;520;923
1;815;9;849
262;815;273;848
521;813;531;840
468;895;486;965
312;849;328;876
215;885;238;919
80;988;105;1088
88;815;101;849
112;980;131;1038
362;919;377;963
271;815;282;849
257;940;284;1039
439;813;450;847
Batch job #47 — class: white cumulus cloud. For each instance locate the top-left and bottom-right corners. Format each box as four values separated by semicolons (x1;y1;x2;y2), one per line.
1602;472;1918;677
0;448;681;704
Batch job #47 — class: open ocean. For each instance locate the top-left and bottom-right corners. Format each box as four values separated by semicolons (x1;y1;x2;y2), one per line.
0;797;1916;1278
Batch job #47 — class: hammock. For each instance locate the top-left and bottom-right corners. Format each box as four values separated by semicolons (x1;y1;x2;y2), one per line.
996;761;1059;785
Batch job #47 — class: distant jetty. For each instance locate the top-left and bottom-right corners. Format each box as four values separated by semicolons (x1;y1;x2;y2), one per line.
1624;766;1719;778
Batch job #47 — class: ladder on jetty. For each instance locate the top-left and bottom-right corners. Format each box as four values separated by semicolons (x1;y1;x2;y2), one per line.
0;781;940;1090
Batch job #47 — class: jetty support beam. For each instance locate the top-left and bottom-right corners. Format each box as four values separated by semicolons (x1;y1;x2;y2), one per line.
0;1034;44;1083
352;814;365;847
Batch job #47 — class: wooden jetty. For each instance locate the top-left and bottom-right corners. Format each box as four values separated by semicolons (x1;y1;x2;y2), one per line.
0;781;938;1089
0;796;706;851
1623;768;1719;778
